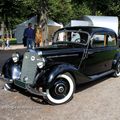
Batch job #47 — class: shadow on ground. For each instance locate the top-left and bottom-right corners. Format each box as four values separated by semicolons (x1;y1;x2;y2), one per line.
76;75;112;93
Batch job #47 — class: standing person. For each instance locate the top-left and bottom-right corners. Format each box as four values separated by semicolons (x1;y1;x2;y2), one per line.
35;26;42;47
6;33;10;48
23;23;35;49
4;33;10;49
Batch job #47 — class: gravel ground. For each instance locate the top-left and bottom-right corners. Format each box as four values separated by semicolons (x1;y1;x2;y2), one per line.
0;47;120;120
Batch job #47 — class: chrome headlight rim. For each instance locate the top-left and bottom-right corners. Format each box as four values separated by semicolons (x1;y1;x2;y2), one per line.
12;53;20;63
37;57;46;69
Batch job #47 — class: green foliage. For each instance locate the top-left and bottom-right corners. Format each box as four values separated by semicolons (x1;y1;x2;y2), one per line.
48;0;73;25
0;0;120;29
72;2;92;19
0;0;24;28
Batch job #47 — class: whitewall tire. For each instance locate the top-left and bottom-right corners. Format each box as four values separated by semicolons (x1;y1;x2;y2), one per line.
46;73;75;105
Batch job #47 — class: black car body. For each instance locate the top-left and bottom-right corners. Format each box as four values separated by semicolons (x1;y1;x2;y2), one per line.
2;26;120;104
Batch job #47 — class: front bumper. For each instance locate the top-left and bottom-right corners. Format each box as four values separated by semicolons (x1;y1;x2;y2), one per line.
2;76;46;97
14;79;46;97
26;84;46;97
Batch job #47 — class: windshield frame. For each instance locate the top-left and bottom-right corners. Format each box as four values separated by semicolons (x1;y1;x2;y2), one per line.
53;29;90;46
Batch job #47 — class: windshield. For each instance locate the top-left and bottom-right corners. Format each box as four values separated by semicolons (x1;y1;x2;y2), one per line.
53;30;89;45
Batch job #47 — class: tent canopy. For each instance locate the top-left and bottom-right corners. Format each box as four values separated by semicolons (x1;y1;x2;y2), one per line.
81;15;119;35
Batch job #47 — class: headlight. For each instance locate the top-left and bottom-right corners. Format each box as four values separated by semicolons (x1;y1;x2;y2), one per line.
37;61;45;68
37;58;45;69
12;53;19;63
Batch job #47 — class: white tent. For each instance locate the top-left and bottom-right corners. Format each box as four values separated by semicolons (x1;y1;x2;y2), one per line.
15;16;63;43
81;16;119;35
66;20;90;27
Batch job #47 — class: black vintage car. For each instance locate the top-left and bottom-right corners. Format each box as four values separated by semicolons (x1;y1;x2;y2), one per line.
2;26;120;105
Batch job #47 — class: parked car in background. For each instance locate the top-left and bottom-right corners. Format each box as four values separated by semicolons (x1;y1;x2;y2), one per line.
2;26;120;105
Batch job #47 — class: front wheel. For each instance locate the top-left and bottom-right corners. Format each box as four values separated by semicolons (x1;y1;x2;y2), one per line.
113;60;120;77
45;73;75;105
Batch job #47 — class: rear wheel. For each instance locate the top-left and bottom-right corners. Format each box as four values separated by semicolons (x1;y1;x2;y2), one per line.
45;73;75;105
113;59;120;77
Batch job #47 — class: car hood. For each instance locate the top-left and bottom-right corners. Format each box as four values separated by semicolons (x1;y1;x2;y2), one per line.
33;45;85;57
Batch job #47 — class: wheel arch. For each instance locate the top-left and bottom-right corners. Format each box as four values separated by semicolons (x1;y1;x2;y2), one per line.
45;63;90;89
34;63;91;89
112;52;120;69
46;64;76;88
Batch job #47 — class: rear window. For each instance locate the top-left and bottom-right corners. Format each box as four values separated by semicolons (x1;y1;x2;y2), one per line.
92;32;116;47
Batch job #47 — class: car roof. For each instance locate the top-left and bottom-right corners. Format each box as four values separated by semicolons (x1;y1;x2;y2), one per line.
56;26;116;35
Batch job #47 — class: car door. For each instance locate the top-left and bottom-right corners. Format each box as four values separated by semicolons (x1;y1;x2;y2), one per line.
81;31;117;76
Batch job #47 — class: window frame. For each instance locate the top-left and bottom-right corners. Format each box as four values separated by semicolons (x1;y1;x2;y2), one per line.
91;32;117;48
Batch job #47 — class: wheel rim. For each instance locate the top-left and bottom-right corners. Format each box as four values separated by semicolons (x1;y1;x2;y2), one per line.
46;74;74;104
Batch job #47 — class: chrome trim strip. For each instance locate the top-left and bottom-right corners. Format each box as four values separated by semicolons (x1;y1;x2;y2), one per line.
46;54;79;58
38;51;43;55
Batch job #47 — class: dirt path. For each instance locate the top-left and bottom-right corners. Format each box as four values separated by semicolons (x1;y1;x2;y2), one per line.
0;77;120;120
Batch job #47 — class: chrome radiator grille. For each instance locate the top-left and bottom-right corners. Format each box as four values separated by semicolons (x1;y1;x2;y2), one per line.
20;52;38;84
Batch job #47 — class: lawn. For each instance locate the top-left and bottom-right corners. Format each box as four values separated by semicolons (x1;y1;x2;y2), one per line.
0;38;17;45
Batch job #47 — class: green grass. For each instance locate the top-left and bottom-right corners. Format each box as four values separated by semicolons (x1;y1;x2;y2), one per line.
0;38;17;45
10;38;17;45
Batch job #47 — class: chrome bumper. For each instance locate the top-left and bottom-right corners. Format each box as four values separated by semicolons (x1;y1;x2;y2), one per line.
26;84;46;97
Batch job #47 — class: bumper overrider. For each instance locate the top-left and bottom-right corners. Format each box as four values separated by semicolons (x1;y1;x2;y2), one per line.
26;84;47;97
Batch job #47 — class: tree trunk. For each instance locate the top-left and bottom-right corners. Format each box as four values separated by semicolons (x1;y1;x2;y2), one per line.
36;0;48;46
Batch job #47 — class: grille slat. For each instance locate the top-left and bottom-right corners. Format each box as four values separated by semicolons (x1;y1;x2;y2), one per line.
20;52;38;84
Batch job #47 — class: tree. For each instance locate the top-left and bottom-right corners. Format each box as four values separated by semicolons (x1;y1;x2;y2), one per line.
48;0;73;25
1;0;120;30
71;1;92;19
0;0;24;29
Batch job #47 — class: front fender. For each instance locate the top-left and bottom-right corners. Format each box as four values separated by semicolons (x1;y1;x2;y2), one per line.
48;64;77;82
2;57;22;80
46;64;90;89
34;63;91;89
33;64;77;88
2;58;13;78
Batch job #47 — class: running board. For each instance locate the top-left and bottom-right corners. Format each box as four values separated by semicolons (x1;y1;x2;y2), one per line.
89;70;114;81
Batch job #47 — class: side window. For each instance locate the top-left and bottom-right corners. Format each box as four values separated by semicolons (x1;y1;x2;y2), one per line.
92;32;117;47
107;34;116;46
92;33;105;47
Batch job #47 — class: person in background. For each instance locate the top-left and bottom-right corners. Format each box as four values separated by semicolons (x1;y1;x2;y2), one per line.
2;33;10;49
35;25;42;47
6;34;10;48
23;23;35;49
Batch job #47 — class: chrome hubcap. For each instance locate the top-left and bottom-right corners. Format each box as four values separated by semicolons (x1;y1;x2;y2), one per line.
55;83;65;95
